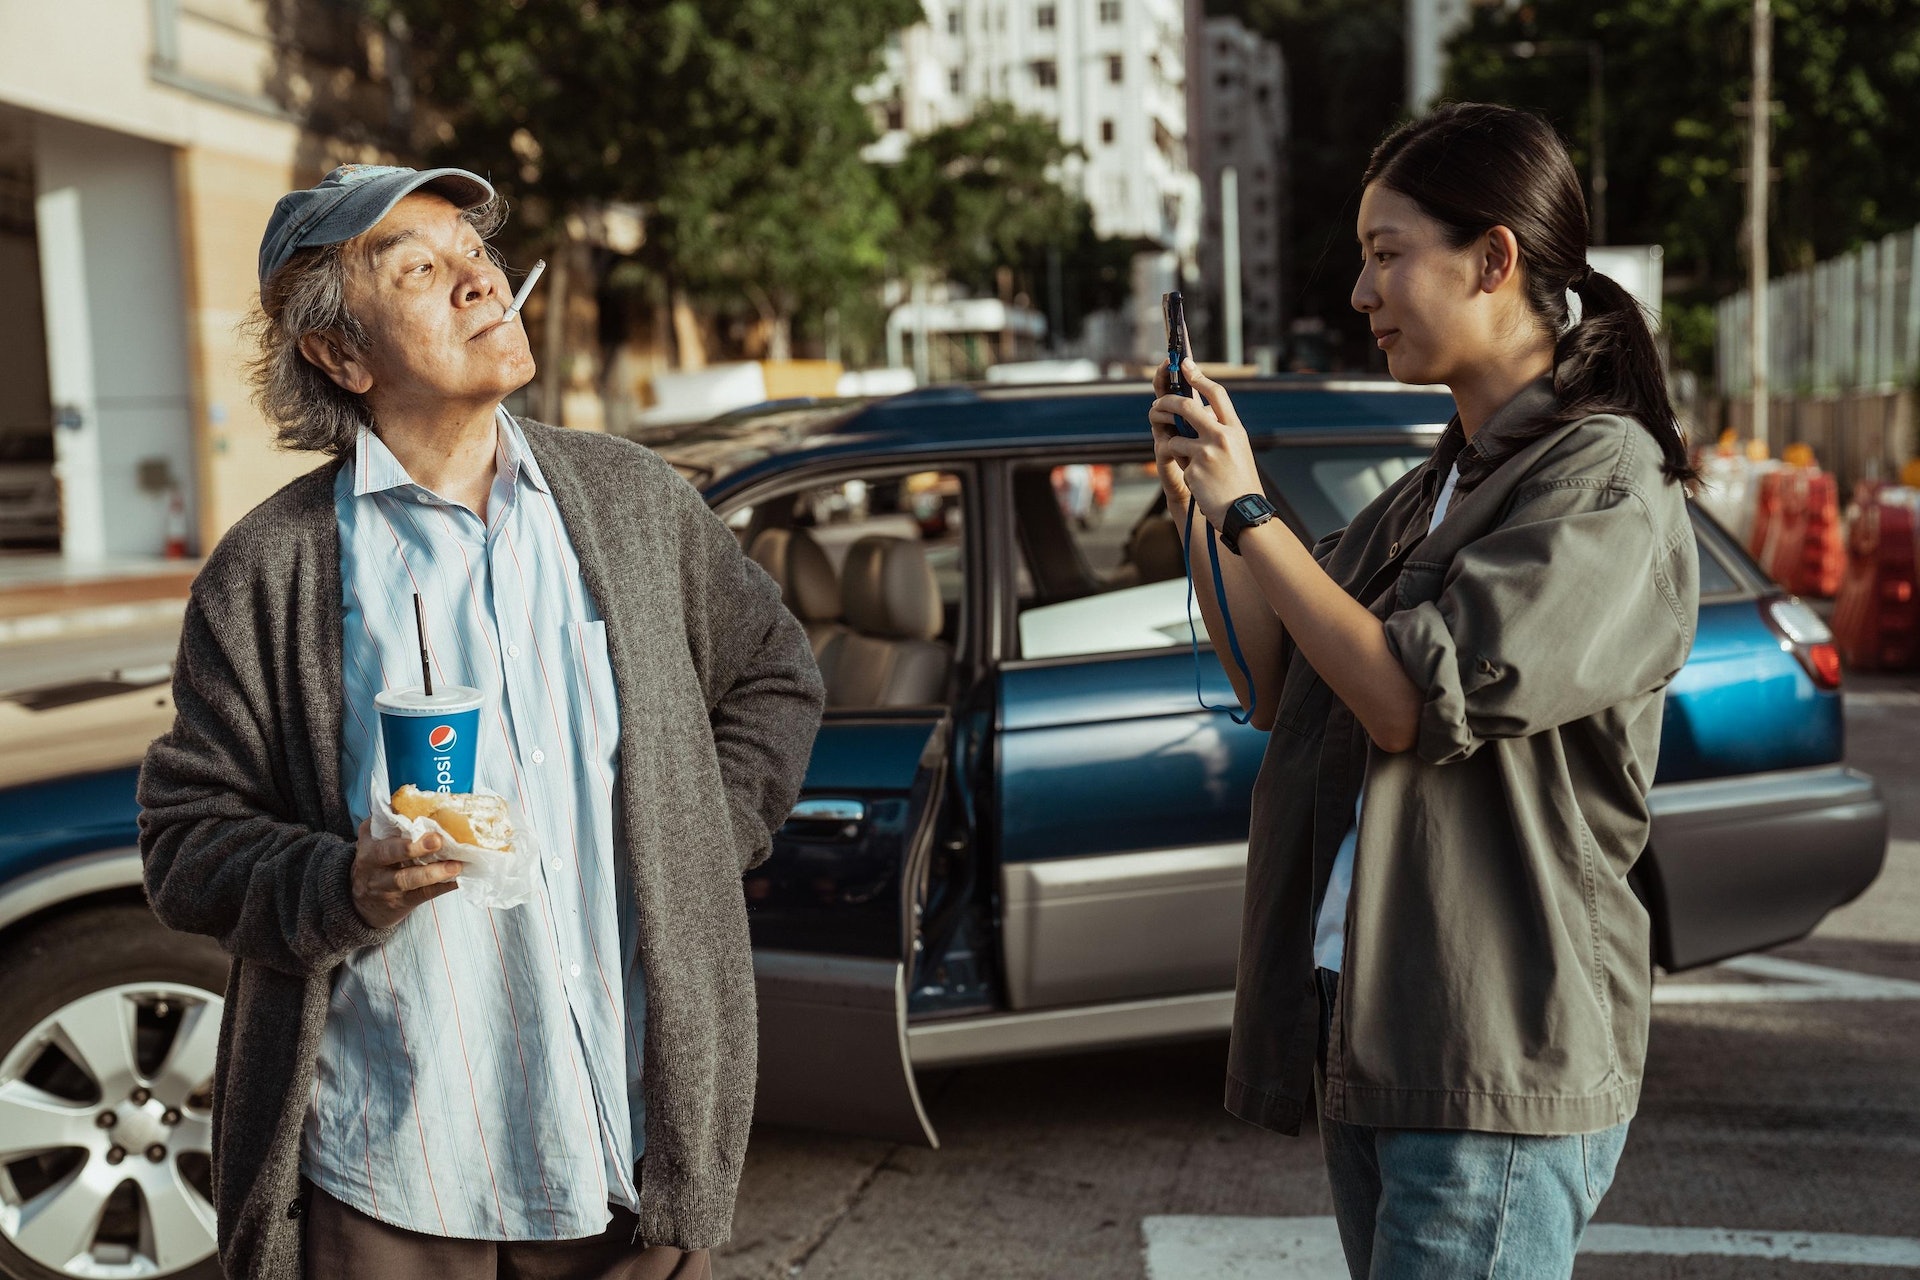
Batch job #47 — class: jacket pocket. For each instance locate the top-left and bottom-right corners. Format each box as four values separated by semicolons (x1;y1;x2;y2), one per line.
1274;657;1331;739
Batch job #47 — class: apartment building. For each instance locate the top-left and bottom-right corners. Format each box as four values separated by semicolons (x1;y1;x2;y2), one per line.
867;0;1204;362
1197;16;1285;363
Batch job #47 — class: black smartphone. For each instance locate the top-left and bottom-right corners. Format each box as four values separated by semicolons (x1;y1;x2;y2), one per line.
1162;290;1198;437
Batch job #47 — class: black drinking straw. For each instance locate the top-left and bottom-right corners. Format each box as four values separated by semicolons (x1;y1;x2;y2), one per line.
413;593;433;696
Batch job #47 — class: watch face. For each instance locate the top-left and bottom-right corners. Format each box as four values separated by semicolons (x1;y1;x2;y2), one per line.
1234;495;1269;521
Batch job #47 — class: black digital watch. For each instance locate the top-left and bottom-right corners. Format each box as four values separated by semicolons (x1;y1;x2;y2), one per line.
1219;493;1277;555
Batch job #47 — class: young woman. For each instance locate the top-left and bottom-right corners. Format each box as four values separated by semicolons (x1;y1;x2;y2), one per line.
1149;102;1701;1279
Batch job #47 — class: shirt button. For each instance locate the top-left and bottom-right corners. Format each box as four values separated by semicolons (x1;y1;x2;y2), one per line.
507;643;521;658
569;963;582;978
531;748;546;765
550;857;563;872
1389;540;1401;557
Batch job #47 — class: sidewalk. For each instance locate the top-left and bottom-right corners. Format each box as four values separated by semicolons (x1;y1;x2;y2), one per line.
0;553;197;644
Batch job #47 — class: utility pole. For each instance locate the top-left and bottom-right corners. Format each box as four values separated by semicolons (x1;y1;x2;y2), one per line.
1222;166;1243;366
1747;0;1772;454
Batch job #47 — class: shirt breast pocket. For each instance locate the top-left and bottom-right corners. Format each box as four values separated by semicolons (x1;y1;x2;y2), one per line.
561;620;622;782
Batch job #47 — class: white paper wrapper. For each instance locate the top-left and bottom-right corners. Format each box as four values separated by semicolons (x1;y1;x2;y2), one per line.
369;776;538;910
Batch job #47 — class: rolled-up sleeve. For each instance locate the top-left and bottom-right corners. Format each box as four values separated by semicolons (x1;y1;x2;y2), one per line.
1382;480;1693;765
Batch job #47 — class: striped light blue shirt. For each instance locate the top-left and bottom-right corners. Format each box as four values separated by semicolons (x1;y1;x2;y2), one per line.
303;409;644;1240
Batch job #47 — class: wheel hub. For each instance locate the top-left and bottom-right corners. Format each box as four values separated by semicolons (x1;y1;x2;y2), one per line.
0;981;223;1277
98;1095;171;1157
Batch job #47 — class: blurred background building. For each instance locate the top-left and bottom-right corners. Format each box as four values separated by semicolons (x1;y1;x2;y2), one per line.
1196;16;1286;369
0;0;406;559
7;0;1910;564
865;0;1204;364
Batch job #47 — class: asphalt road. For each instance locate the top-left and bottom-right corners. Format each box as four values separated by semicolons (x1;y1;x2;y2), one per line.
720;673;1920;1280
4;611;1912;1278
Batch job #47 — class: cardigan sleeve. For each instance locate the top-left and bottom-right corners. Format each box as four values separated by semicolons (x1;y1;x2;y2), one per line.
138;592;394;975
671;477;828;874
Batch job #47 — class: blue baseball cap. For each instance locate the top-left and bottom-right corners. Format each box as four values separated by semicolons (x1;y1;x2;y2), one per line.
257;164;495;288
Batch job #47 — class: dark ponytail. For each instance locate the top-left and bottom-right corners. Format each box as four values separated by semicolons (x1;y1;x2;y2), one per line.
1364;103;1701;489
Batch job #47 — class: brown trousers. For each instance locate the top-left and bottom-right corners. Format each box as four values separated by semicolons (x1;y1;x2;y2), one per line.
302;1183;712;1280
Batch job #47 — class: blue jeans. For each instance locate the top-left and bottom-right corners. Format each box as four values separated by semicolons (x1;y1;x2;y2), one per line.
1314;968;1629;1280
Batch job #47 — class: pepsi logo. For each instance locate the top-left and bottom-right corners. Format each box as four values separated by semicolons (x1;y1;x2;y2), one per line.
427;724;458;751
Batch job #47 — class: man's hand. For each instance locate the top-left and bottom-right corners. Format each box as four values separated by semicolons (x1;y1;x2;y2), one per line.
351;819;463;929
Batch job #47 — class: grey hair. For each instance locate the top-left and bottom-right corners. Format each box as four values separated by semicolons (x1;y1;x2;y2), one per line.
244;194;507;458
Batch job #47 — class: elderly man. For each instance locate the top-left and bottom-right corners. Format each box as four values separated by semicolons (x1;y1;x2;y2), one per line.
138;164;824;1279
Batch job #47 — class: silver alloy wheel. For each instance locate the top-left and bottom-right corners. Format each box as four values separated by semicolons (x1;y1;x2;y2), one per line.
0;983;220;1278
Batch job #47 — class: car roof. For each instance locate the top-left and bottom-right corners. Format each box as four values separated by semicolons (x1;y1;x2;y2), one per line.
650;378;1457;494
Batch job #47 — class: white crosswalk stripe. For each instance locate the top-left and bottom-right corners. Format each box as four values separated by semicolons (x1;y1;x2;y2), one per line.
1654;955;1920;1004
1141;1216;1920;1277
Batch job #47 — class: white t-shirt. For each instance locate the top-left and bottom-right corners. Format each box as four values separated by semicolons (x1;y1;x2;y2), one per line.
1312;461;1461;972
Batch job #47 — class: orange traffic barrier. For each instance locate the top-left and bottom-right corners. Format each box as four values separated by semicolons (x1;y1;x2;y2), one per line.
1756;468;1845;598
1758;470;1807;589
1749;470;1786;560
1793;471;1846;598
1832;489;1920;672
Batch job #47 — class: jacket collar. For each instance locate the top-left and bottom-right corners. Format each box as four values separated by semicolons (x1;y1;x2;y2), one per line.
1422;375;1559;498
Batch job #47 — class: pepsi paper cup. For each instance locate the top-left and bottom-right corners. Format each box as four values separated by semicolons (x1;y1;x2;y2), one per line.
376;686;483;795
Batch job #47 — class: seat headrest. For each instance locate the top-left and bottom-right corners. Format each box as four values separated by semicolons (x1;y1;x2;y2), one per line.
841;536;943;640
748;527;840;622
1128;515;1186;583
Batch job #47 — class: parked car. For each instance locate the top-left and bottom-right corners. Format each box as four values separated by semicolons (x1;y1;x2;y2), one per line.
0;379;1889;1279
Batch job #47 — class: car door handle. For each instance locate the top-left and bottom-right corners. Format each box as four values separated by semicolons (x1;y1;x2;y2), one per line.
788;798;868;824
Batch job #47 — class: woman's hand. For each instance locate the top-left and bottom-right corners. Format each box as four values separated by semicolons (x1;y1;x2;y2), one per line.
1149;359;1264;529
1146;360;1193;511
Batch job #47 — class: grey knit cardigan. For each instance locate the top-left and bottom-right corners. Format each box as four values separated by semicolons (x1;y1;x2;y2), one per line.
137;421;825;1278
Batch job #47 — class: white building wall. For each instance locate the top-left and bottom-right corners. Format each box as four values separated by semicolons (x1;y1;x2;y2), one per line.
871;0;1201;361
33;117;195;560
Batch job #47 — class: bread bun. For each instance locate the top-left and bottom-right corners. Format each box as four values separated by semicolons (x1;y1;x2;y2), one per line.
391;784;515;852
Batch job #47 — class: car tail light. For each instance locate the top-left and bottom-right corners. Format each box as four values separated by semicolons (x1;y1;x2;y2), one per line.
1761;596;1843;691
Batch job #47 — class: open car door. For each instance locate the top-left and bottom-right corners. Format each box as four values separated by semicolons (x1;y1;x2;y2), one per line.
748;709;952;1146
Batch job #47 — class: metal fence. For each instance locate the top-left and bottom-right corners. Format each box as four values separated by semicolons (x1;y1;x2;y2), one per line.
1717;226;1920;396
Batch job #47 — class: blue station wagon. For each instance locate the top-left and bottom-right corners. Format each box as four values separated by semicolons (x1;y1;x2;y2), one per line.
0;378;1891;1279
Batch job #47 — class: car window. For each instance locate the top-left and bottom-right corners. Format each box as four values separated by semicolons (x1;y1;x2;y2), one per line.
742;470;970;654
1011;458;1204;660
1262;443;1747;607
1257;444;1430;541
1693;521;1742;598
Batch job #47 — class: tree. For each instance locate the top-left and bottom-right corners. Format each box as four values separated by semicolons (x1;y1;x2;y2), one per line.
882;102;1137;342
1445;0;1920;372
367;0;920;362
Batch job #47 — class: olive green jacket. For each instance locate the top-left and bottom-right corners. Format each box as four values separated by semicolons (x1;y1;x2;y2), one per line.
1226;379;1699;1137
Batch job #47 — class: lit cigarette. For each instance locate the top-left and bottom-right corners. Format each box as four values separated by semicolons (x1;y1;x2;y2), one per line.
502;258;547;324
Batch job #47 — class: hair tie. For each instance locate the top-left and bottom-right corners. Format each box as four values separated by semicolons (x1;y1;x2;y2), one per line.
1572;264;1595;288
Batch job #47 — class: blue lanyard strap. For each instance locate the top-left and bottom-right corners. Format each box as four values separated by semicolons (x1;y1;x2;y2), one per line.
1180;497;1258;726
